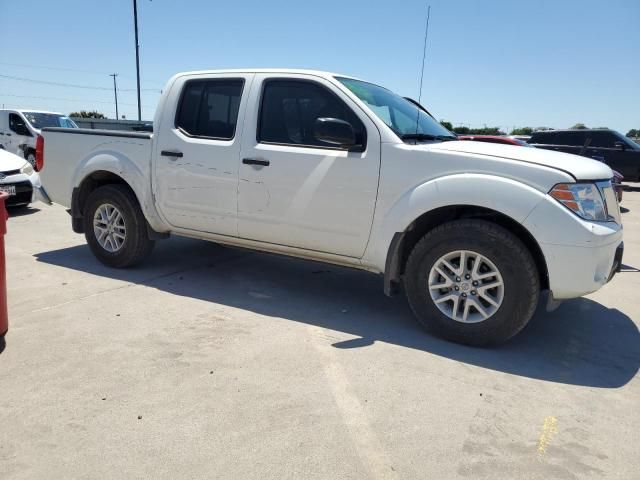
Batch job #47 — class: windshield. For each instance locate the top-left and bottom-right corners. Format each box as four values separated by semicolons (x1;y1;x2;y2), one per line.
336;77;455;141
22;112;78;129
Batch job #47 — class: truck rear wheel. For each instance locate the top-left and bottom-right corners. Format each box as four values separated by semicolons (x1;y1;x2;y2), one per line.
404;219;539;346
83;185;154;268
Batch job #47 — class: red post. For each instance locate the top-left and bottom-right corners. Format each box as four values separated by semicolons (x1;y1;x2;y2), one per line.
0;192;8;337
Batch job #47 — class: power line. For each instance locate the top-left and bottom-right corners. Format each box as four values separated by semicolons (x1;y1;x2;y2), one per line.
0;93;154;108
0;61;165;86
0;74;161;92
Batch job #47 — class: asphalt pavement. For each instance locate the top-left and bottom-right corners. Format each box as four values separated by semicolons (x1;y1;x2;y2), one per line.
1;186;638;479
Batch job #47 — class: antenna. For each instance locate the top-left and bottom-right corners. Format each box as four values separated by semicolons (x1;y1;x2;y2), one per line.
415;5;432;135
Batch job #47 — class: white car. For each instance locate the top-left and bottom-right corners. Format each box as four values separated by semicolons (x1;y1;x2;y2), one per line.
37;69;623;345
0;109;77;166
0;148;48;208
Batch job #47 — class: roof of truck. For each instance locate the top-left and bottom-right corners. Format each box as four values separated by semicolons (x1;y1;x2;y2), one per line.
174;68;362;80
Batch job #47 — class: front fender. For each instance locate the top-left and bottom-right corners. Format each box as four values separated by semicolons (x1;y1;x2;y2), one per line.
364;174;548;272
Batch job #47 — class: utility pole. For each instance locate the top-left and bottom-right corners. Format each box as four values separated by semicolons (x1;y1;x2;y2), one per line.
109;73;119;120
132;0;142;121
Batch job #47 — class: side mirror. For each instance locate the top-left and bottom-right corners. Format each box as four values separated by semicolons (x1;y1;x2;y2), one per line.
314;118;358;148
614;141;626;151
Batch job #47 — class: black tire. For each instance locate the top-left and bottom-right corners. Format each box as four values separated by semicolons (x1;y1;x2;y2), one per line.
83;184;154;268
26;150;36;168
404;219;539;346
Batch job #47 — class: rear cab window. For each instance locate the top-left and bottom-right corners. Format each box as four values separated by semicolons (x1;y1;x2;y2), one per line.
175;79;244;140
530;132;557;144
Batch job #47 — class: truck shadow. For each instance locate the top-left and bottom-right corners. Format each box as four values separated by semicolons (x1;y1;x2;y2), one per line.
35;237;639;388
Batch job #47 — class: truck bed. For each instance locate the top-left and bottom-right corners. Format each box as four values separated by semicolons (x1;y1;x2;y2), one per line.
40;127;153;208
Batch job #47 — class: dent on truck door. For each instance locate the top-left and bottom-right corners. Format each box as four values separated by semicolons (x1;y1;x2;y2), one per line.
154;74;253;236
237;76;381;258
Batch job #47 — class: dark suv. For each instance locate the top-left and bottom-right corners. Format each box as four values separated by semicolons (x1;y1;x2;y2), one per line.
529;129;640;181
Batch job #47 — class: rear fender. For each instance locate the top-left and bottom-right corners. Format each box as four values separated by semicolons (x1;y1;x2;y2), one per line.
72;150;166;232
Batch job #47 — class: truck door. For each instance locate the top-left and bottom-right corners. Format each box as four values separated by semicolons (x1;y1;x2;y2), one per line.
153;73;253;236
237;74;381;258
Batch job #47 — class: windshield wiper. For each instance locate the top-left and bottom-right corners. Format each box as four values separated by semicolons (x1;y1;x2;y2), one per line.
400;133;457;142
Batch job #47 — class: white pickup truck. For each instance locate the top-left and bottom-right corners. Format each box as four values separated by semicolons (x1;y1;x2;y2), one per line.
38;69;623;345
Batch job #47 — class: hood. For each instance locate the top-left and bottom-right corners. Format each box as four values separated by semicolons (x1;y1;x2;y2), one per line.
0;149;28;172
428;140;613;181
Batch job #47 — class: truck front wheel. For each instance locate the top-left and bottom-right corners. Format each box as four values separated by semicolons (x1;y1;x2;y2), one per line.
83;185;154;268
404;219;539;346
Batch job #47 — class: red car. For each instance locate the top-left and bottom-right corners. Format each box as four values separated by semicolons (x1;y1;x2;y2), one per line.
457;135;532;147
457;135;623;202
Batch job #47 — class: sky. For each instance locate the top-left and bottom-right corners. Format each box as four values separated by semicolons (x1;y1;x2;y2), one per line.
1;0;638;133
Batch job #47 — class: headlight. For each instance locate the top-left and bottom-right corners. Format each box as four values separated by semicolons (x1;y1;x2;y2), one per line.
549;183;607;221
20;162;34;175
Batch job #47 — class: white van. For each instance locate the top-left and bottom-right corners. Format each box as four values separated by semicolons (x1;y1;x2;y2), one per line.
0;109;78;165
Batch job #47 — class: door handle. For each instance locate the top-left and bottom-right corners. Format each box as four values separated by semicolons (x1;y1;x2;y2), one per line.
242;158;270;167
161;150;183;158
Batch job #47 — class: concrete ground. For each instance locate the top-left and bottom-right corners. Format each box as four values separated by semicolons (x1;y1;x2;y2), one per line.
1;187;638;480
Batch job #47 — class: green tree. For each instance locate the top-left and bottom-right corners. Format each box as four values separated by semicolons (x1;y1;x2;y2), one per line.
451;126;506;136
570;123;587;129
440;120;453;131
469;127;505;135
626;129;639;138
69;110;106;119
510;127;533;135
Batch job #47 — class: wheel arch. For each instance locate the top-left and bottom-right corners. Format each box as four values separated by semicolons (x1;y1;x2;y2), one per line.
383;205;549;295
71;170;168;239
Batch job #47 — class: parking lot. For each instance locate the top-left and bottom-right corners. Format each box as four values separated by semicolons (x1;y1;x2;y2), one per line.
1;186;638;479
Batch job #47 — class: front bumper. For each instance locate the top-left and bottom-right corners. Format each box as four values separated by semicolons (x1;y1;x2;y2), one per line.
523;193;623;300
0;171;52;207
1;180;33;206
540;237;622;299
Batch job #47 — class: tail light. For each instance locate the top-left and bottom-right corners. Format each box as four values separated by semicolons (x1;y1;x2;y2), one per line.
35;134;44;172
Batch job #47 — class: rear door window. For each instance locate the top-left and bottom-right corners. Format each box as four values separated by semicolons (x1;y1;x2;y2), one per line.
531;132;556;144
175;79;244;139
555;131;587;146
